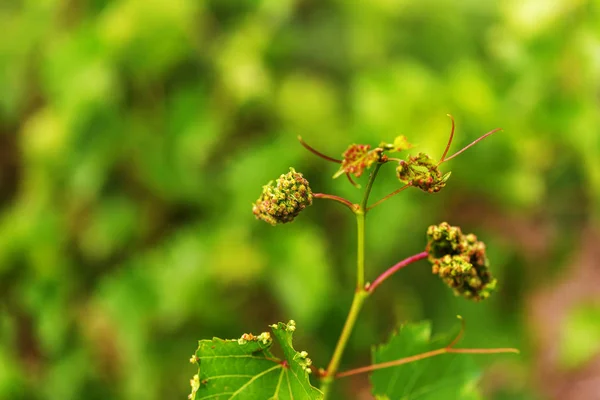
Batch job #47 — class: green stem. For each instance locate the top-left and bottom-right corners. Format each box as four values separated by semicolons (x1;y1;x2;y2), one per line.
320;290;368;397
356;211;366;289
361;163;382;211
321;163;382;399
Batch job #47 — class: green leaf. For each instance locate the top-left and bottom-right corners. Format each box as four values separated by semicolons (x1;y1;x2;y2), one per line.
379;136;413;153
371;321;481;400
333;144;379;179
190;321;323;400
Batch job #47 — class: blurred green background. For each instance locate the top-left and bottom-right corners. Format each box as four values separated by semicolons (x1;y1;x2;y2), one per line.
1;0;600;399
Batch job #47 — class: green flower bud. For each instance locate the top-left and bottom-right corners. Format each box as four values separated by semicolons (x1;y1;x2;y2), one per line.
252;168;313;225
396;153;451;193
426;222;497;301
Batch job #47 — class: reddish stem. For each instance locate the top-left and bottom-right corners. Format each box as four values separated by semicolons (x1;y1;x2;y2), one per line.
447;348;520;354
438;114;455;164
442;128;502;163
334;314;518;380
314;193;357;212
298;136;342;163
335;347;519;379
345;172;360;188
446;316;465;350
367;251;428;293
367;184;411;211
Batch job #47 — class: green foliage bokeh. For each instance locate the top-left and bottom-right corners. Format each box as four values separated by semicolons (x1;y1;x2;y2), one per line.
1;1;599;399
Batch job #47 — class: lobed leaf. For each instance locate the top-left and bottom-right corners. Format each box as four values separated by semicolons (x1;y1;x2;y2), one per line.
371;321;481;400
190;321;323;400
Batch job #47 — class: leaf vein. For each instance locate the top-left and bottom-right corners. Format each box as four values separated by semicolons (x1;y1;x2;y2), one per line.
196;392;234;400
229;365;282;399
206;374;254;380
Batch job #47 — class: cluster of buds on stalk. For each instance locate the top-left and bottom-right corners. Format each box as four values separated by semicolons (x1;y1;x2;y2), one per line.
426;222;497;301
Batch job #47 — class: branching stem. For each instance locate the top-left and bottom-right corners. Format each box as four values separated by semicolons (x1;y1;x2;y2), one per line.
360;163;383;212
313;193;357;212
442;128;502;163
367;251;428;293
298;136;342;163
334;315;518;379
335;346;519;379
367;184;411;211
321;163;383;399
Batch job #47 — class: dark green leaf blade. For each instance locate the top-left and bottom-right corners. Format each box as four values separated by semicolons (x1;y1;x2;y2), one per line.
371;321;481;400
190;321;323;400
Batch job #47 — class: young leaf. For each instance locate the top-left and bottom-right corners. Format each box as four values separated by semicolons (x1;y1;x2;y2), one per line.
392;135;413;152
371;321;481;400
379;136;413;153
333;144;380;179
189;321;323;400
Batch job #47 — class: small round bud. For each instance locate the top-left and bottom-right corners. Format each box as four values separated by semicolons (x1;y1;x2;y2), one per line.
252;168;313;225
426;222;497;301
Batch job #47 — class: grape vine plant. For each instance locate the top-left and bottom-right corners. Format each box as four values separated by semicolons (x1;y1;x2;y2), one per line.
188;116;518;400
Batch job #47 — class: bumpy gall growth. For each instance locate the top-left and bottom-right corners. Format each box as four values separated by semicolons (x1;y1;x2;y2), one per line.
397;153;451;193
426;222;497;301
188;374;200;400
252;168;313;225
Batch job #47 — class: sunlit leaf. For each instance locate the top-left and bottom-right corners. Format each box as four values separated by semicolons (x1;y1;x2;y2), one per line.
392;136;413;152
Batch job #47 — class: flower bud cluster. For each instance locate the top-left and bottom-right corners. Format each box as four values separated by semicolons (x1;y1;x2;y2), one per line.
252;168;313;225
426;222;497;301
295;349;313;374
397;153;451;193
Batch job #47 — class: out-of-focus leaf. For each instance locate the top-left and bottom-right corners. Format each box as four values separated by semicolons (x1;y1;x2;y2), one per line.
559;302;600;370
392;135;413;152
371;321;481;400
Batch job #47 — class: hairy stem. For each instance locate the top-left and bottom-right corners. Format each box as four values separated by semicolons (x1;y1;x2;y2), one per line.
367;251;428;293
